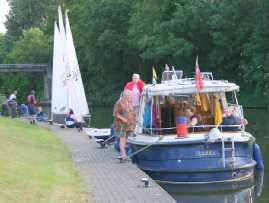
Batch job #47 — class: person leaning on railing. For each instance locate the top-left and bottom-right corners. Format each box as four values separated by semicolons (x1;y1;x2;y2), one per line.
221;106;248;131
184;108;202;132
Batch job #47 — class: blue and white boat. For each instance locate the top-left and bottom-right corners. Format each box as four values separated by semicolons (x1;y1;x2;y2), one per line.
128;70;259;184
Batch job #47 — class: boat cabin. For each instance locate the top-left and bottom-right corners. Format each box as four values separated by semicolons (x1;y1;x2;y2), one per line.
136;71;245;136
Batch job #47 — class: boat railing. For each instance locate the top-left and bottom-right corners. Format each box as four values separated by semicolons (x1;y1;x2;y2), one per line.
161;70;183;81
201;72;213;80
220;80;229;84
162;77;196;85
140;124;243;136
188;124;243;133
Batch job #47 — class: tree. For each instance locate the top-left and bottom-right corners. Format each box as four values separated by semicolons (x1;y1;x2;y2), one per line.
69;0;134;105
5;0;56;40
129;0;213;76
2;0;269;105
1;28;51;103
5;27;51;63
0;34;7;63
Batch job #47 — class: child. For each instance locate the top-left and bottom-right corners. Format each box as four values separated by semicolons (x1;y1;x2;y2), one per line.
65;109;83;131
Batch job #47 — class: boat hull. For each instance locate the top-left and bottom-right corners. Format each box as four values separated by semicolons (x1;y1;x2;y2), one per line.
149;166;254;183
130;141;256;183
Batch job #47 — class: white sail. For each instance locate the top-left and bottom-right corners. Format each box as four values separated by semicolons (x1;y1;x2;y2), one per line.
58;6;65;36
52;6;89;122
65;11;89;121
51;21;68;114
58;6;72;83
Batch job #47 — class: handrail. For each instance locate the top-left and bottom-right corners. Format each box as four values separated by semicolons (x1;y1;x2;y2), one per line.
142;124;242;131
0;64;49;73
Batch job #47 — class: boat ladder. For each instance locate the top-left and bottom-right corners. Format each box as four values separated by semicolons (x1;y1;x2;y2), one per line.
221;136;235;168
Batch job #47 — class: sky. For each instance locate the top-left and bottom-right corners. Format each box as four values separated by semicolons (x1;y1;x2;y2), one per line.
0;0;10;33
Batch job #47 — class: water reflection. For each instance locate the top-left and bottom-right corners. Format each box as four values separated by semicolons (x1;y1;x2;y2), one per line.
163;170;264;203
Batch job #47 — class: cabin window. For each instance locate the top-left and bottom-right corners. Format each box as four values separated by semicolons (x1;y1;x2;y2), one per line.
140;92;242;135
225;91;243;118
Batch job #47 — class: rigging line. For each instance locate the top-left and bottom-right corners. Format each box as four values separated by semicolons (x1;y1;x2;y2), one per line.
128;136;163;158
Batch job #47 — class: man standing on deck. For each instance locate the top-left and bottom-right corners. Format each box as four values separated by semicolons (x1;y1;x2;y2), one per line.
124;73;145;117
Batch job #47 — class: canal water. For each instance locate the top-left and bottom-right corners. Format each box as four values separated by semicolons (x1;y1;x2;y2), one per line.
91;107;268;203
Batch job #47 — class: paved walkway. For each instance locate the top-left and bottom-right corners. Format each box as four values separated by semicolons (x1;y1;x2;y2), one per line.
45;124;175;203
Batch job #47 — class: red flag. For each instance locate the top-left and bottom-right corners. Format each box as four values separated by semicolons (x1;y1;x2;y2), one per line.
195;56;204;92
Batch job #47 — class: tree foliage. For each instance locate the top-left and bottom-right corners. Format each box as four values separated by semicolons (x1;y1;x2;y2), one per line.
0;0;269;106
70;0;134;105
0;34;7;63
5;0;57;41
0;28;51;103
5;28;51;63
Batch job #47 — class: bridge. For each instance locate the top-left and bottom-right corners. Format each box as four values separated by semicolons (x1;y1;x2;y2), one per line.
0;64;52;100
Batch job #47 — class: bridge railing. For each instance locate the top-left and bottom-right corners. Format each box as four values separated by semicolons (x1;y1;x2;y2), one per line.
0;64;49;72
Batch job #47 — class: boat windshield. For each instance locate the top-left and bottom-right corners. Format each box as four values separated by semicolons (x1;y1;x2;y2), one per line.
138;91;245;136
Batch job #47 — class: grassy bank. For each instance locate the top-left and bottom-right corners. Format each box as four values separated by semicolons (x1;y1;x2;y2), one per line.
0;118;88;203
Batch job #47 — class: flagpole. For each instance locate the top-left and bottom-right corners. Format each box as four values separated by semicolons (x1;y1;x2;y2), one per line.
171;66;178;80
195;55;204;92
152;66;158;84
150;97;153;136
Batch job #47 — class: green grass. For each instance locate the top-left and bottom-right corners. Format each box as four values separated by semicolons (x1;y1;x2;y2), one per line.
0;118;89;203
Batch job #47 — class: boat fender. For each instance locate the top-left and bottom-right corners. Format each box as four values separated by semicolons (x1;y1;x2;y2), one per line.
207;128;221;142
232;172;237;178
254;169;264;198
253;143;264;170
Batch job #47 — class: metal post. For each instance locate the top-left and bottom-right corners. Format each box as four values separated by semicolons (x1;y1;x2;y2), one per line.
44;72;49;100
150;97;153;135
47;63;52;100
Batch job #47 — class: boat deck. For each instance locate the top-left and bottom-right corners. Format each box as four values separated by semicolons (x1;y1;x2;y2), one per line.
129;131;253;145
43;124;175;203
